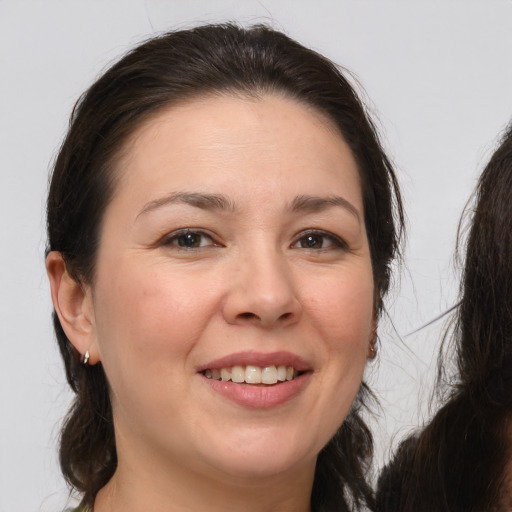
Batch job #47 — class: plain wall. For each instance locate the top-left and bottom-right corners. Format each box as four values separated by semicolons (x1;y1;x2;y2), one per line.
1;1;511;510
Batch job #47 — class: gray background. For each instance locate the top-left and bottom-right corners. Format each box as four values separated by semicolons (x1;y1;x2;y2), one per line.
1;1;511;510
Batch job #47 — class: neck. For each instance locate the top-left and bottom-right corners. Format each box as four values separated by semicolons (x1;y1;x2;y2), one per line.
93;438;314;512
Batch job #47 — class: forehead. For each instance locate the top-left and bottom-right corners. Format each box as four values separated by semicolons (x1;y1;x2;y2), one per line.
110;93;362;212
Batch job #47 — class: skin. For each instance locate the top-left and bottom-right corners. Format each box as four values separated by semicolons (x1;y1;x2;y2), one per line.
47;94;376;512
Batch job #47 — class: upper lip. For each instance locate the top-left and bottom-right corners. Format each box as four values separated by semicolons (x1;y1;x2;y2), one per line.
197;351;312;373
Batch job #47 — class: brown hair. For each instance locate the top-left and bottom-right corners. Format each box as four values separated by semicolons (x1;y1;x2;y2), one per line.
47;23;404;511
376;125;512;511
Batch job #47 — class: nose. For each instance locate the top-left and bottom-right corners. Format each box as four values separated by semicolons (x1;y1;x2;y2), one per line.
222;249;302;329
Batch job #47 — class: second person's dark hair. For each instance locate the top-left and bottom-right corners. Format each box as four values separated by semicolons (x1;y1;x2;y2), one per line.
376;125;512;512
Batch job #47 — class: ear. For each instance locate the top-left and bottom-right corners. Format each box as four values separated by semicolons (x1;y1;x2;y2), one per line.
366;316;378;360
46;251;101;365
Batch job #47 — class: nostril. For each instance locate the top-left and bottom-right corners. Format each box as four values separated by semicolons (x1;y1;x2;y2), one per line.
237;311;293;323
230;307;299;327
239;312;258;320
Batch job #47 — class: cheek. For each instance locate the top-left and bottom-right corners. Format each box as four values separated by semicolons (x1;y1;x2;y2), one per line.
305;267;373;403
92;262;219;374
299;269;374;450
304;269;375;352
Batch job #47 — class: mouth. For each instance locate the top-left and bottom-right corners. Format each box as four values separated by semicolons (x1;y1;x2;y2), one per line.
197;351;312;407
202;365;303;385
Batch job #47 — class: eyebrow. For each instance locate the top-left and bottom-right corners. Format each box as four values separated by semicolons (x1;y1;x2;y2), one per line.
290;195;361;222
137;191;361;223
137;192;235;219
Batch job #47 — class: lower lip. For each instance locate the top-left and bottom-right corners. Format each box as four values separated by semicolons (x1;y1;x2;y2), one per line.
202;373;311;409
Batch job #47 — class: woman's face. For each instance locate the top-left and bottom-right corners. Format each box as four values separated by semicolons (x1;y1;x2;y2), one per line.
84;94;375;482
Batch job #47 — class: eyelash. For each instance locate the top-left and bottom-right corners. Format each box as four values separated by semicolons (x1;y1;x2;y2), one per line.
160;229;219;249
160;229;347;252
291;230;348;251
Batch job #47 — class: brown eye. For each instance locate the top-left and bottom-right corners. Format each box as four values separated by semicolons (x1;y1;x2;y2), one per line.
162;230;216;249
299;234;324;249
293;231;347;251
177;233;202;248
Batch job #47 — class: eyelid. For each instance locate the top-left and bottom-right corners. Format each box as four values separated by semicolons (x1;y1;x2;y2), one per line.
291;229;348;250
159;228;221;249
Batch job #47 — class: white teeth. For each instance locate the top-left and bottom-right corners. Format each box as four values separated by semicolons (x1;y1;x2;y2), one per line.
231;365;245;383
203;365;298;384
261;365;278;384
245;365;262;384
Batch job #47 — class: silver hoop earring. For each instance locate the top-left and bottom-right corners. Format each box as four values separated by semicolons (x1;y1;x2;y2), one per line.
83;350;90;366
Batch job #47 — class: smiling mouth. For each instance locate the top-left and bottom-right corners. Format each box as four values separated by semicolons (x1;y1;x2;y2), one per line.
202;365;302;385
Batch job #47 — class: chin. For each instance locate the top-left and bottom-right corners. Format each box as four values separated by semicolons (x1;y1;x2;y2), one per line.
197;428;320;481
211;449;314;482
